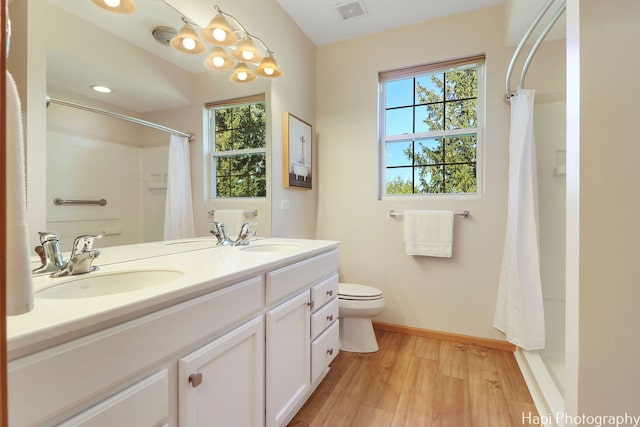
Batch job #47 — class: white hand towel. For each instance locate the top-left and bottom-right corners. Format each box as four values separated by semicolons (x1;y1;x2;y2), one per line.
213;210;245;238
6;71;34;315
403;210;454;257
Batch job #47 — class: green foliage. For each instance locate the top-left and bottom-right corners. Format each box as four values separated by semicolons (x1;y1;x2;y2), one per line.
215;154;266;198
213;103;267;198
386;175;413;194
215;103;266;151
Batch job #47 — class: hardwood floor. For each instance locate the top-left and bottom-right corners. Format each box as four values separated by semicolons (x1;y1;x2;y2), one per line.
289;329;540;427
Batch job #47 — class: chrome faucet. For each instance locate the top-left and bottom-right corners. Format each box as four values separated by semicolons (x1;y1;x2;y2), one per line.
32;232;66;275
210;222;235;246
210;222;257;246
233;222;257;246
50;234;102;278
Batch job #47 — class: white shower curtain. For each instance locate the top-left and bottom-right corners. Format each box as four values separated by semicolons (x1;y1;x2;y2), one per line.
493;88;545;351
164;134;195;240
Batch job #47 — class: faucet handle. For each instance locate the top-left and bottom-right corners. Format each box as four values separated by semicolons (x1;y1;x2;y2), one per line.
210;221;226;237
210;222;234;246
234;222;257;246
71;234;103;255
33;231;65;276
38;231;60;244
239;222;257;234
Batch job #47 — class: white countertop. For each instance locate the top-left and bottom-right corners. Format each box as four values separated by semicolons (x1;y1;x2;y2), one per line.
8;237;339;360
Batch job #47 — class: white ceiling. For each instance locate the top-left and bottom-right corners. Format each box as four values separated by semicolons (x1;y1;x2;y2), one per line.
45;0;565;113
275;0;505;46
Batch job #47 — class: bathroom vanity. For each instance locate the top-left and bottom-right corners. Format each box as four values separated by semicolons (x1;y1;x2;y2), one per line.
6;238;339;426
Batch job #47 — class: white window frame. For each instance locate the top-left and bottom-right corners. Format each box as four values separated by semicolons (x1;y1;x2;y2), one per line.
206;94;267;199
378;55;485;199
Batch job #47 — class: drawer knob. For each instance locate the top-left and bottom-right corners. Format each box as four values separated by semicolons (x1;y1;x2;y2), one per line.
327;348;334;356
326;290;334;297
189;373;203;388
326;314;334;322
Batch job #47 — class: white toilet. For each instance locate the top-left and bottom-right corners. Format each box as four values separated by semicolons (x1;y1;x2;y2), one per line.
338;283;385;353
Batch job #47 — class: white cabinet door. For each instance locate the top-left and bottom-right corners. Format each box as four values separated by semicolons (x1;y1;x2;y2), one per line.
178;316;264;427
58;370;169;427
266;290;311;427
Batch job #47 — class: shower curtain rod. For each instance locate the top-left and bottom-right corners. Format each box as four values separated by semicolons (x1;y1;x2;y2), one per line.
504;0;566;104
46;96;195;142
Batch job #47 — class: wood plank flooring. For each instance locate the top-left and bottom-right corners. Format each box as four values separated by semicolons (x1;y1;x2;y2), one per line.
288;329;540;427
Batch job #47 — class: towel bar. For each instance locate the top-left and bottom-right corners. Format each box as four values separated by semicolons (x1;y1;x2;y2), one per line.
389;210;469;218
207;209;258;217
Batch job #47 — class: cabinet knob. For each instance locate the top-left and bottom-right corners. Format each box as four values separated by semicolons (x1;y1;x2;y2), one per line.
326;314;334;322
307;301;315;310
189;373;203;388
326;290;334;297
327;348;334;356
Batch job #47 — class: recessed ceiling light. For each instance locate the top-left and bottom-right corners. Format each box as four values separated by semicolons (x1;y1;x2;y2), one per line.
91;85;112;94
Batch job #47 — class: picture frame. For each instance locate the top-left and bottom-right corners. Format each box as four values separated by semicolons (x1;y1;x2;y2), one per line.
283;112;312;189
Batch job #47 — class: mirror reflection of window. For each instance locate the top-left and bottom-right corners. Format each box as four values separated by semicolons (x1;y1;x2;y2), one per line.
206;94;267;199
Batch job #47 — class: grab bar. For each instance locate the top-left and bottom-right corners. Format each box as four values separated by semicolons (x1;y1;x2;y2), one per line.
389;210;469;218
54;198;107;206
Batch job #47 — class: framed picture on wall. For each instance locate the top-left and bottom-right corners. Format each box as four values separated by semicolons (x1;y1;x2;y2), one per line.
283;112;312;189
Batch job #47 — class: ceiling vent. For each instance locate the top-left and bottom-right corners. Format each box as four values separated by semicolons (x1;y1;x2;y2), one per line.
335;1;367;20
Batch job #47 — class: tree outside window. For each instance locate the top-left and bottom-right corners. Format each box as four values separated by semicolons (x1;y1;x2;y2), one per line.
381;57;483;195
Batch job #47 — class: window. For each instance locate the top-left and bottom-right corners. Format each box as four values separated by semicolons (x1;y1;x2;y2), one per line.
380;55;484;196
207;95;267;198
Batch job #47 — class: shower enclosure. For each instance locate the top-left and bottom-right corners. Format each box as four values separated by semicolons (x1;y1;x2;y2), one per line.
504;1;567;422
513;101;566;420
505;100;566;426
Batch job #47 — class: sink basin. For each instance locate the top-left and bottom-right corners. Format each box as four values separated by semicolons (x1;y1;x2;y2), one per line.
165;239;219;249
36;269;184;299
240;243;303;253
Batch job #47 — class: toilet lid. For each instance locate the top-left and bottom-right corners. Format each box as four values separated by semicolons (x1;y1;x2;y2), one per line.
338;283;383;299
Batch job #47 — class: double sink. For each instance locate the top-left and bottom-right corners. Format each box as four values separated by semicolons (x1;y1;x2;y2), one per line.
34;240;304;300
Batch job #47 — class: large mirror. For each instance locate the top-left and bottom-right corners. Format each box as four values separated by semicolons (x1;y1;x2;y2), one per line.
42;0;272;253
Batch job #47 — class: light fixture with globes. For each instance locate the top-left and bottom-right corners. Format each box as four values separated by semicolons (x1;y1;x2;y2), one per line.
90;0;136;14
89;0;282;83
190;5;282;83
170;17;207;55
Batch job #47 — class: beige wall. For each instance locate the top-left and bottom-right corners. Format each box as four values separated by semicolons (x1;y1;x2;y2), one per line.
565;0;640;421
316;6;565;340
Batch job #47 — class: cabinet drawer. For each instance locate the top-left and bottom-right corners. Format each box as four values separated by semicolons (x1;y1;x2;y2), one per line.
58;370;168;427
311;273;338;312
266;249;338;305
311;298;339;340
311;321;339;383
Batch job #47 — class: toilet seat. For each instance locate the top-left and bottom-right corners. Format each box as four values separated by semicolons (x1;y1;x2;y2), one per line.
338;283;383;301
